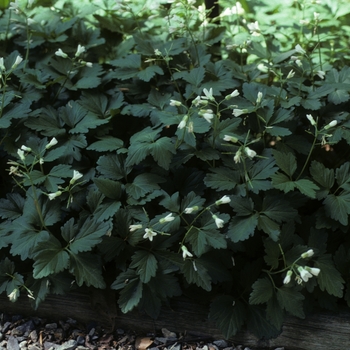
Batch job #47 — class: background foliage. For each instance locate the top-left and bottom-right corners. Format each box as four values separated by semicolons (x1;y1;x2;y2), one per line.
1;0;350;339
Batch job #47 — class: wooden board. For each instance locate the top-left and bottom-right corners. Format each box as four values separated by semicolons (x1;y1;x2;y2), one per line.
0;290;349;350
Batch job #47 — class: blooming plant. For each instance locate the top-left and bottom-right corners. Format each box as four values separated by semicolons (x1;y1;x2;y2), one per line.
1;0;350;341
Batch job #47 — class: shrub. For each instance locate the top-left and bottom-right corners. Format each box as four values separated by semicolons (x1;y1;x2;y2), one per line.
1;0;350;339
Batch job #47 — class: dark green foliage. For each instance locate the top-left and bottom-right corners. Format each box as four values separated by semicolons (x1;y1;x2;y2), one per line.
1;0;350;341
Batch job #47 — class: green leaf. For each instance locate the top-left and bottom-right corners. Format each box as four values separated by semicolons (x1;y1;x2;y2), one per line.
0;193;24;220
93;178;122;200
247;305;281;339
25;106;65;137
264;239;281;269
181;259;212;291
315;254;344;297
294;179;319;199
87;137;124;152
204;167;240;191
209;296;246;338
69;217;111;254
272;150;297;177
159;192;180;212
227;214;259;243
130;251;158;283
139;284;162;319
310;161;334;197
97;154;129;180
10;225;50;260
324;192;350;225
276;287;305;318
178;66;205;87
149;137;176;170
118;278;143;313
181;192;206;212
69;252;106;288
335;162;350;188
266;293;285;330
250;278;273;304
185;226;227;257
138;65;164;82
230;196;254;216
258;216;280;241
261;195;298;222
33;236;69;278
126;173;164;200
328;90;349;104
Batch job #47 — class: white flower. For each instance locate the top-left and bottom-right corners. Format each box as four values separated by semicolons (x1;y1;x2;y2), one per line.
283;270;293;284
8;288;19;302
216;195;231;205
324;120;337;130
256;91;263;104
11;55;23;69
170;99;182;106
55;48;68;58
129;224;142;232
187;122;194;133
212;214;225;228
199;109;214;123
20;145;31;152
39;158;44;164
154;49;162;56
299;19;310;26
286;69;295;79
295;44;306;55
75;44;86;57
234;150;242;163
159;213;175;223
257;63;269;73
247;21;260;36
0;57;5;71
48;191;62;200
46;137;58;149
232;108;247;117
202;87;215;101
223;135;238;143
9;0;19;11
305;266;321;276
301;249;314;258
221;2;244;16
306;114;316;126
184;206;198;214
225;89;240;100
314;12;320;20
17;149;25;161
70;170;83;185
316;70;325;79
181;245;193;259
143;228;157;241
192;96;201;107
296;59;302;67
85;62;93;68
245;147;257;158
178;115;188;129
298;266;313;282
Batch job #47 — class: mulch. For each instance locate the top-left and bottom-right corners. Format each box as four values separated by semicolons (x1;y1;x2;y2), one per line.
0;313;285;350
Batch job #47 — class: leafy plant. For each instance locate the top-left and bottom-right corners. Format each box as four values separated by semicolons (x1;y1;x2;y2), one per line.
1;0;350;340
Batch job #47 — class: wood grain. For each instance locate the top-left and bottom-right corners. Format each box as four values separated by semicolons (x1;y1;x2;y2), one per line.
0;290;349;350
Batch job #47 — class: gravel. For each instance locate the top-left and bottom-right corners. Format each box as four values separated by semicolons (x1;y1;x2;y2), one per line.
0;313;284;350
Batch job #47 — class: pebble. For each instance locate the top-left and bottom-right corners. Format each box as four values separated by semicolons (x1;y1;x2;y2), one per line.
0;313;285;350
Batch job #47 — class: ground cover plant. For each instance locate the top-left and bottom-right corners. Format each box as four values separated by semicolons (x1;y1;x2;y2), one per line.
1;0;350;340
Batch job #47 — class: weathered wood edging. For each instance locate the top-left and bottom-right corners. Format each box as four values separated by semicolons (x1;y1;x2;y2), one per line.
0;290;349;350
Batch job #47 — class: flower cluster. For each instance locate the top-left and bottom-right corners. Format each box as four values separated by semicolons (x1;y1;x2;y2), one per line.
283;249;321;285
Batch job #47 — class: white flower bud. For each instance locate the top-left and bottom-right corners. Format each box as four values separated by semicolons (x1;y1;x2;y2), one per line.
55;49;68;58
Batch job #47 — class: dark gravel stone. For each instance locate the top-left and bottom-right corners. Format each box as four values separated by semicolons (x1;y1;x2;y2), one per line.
7;336;19;350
